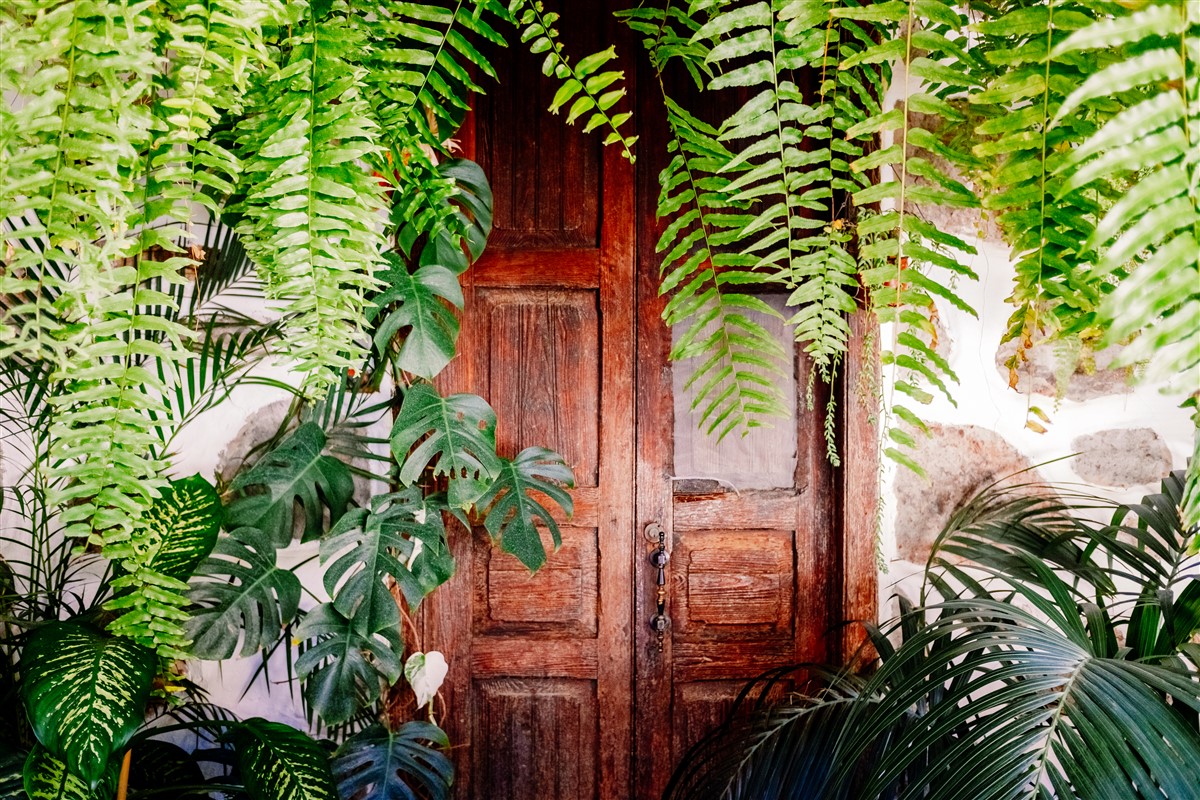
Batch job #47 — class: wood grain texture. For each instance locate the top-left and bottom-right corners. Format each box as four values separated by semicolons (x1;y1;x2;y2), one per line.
472;679;598;800
478;288;600;486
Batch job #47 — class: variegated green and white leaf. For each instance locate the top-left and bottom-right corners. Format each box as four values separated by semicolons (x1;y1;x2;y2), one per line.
23;744;116;800
19;622;155;788
230;718;339;800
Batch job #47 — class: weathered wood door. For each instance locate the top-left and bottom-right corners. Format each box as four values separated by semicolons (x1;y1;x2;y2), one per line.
424;3;877;798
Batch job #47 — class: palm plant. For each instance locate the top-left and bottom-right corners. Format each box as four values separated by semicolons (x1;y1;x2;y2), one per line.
665;471;1200;799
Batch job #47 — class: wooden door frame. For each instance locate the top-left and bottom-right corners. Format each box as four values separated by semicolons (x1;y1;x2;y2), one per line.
629;41;880;800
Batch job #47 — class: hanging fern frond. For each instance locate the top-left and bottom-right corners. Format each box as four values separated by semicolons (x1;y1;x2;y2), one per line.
967;0;1121;388
231;0;387;397
510;0;638;161
1050;0;1200;526
840;0;980;470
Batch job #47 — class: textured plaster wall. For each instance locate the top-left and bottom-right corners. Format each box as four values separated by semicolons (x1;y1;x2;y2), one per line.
875;224;1196;614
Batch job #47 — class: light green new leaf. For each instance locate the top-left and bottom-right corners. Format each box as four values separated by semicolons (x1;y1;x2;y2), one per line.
230;718;339;800
477;446;574;572
187;525;302;659
294;604;403;727
390;383;502;508
369;254;463;380
19;622;155;788
226;423;354;547
332;722;453;800
23;744;117;800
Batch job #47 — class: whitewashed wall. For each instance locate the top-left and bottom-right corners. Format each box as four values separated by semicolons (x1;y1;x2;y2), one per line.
875;231;1195;614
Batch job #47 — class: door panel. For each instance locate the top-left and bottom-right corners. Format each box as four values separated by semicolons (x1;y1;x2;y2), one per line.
427;2;877;797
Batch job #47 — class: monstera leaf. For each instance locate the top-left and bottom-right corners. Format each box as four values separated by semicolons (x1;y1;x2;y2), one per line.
419;159;494;272
294;604;404;727
19;622;155;788
390;384;502;509
321;488;453;636
478;447;575;571
226;423;354;547
332;722;453;800
23;744;117;800
369;255;463;380
229;719;338;800
187;525;302;659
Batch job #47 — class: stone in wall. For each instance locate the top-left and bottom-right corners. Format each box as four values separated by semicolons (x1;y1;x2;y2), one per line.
1071;428;1172;488
996;340;1134;401
893;423;1040;564
215;398;295;482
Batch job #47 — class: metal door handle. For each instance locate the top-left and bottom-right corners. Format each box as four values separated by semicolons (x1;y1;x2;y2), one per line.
646;523;670;650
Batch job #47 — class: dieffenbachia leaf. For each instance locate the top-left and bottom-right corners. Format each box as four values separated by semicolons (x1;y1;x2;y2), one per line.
0;745;25;800
226;422;354;547
138;474;223;581
369;254;463;380
22;744;116;800
230;718;339;800
390;383;502;509
332;722;453;800
187;525;302;659
127;740;206;800
321;487;453;636
104;475;223;656
477;446;574;571
19;622;155;788
294;603;403;727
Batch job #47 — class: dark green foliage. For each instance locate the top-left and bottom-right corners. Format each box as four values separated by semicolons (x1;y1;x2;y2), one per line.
333;722;453;800
19;623;155;788
477;447;575;571
369;255;464;381
390;383;503;509
225;423;354;548
230;718;340;800
294;604;404;727
187;525;302;660
23;744;117;800
666;472;1200;800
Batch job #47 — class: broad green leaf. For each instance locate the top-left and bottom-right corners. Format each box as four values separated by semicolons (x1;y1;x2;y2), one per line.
226;423;354;547
294;604;403;726
23;745;116;800
321;488;453;634
332;722;453;800
477;446;574;571
369;256;463;380
390;383;502;509
136;475;223;582
230;719;338;800
187;525;302;659
19;622;155;788
0;746;25;800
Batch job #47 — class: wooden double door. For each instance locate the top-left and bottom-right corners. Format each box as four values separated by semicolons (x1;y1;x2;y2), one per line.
423;4;877;797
